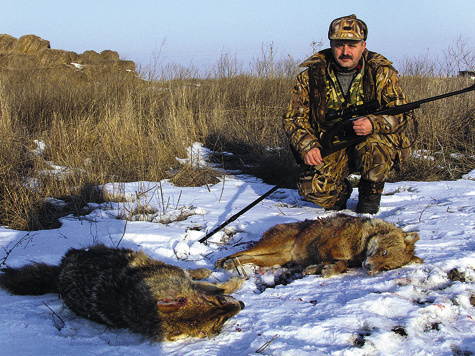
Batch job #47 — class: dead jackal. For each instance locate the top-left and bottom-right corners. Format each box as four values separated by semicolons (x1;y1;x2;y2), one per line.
0;245;244;341
216;214;422;277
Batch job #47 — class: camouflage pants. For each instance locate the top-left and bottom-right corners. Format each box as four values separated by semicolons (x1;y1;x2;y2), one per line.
297;135;397;209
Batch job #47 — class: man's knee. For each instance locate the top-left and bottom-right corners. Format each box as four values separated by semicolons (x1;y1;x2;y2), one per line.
354;139;396;181
297;170;350;209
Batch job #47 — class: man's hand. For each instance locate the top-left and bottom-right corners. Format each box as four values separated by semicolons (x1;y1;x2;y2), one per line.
304;117;373;166
352;117;373;136
304;147;322;166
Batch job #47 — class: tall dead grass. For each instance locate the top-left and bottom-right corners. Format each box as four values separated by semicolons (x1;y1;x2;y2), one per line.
0;44;474;230
392;76;475;181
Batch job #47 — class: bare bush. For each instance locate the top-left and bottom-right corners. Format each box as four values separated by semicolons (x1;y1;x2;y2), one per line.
443;36;475;75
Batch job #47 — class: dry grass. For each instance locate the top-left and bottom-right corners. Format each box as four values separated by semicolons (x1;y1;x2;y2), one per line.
0;42;474;230
390;76;475;181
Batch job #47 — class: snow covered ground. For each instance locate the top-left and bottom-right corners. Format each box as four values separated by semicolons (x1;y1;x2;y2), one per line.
1;144;475;356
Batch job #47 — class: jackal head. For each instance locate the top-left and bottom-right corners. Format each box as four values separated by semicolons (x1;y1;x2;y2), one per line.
157;293;244;341
363;230;423;275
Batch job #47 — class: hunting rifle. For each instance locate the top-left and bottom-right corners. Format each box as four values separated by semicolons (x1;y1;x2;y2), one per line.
199;83;475;243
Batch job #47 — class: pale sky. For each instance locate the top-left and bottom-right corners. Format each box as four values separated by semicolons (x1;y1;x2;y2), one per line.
1;1;474;72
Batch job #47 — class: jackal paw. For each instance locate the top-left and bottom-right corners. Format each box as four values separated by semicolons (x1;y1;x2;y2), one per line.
302;264;323;276
188;268;213;280
220;276;245;294
303;263;339;277
321;264;338;278
215;257;236;271
321;261;348;277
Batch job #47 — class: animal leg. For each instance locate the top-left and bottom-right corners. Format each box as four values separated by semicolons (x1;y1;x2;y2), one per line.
303;261;349;277
321;260;349;277
302;264;324;276
187;268;212;280
216;253;289;270
216;244;293;270
193;277;244;295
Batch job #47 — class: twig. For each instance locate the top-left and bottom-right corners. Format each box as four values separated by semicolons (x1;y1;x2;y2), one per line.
233;257;249;280
165;196;171;213
116;220;128;247
219;175;226;203
419;198;437;222
256;334;279;354
202;170;211;193
89;219;99;245
0;232;34;267
135;183;158;198
159;181;166;215
275;205;286;216
175;190;182;210
42;302;65;331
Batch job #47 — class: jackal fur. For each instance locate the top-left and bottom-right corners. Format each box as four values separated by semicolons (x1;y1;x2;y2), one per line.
0;245;244;341
216;213;422;277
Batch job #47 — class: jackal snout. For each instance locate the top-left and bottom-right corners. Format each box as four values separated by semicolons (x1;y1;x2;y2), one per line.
363;231;423;275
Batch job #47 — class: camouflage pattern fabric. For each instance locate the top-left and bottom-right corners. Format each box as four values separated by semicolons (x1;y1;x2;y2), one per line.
284;48;412;209
297;135;396;208
328;14;368;41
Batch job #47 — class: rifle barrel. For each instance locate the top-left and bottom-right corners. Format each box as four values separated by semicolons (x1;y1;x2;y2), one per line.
373;83;475;117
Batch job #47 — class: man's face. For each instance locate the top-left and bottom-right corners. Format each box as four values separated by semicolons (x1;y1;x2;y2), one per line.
331;40;366;69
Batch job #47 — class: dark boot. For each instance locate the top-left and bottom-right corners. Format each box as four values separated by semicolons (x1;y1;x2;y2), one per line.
356;179;384;214
327;179;352;211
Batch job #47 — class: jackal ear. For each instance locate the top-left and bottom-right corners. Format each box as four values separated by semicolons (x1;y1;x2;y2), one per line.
404;232;420;245
157;297;187;314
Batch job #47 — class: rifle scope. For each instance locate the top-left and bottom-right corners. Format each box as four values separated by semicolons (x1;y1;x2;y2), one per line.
326;100;380;121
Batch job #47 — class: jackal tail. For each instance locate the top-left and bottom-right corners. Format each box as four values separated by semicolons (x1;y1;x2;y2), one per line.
0;262;61;295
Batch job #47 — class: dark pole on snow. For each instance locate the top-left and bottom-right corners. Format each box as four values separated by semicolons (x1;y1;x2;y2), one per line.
198;184;281;243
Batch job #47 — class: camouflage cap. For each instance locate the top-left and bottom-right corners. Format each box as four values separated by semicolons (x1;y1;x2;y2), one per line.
328;14;368;41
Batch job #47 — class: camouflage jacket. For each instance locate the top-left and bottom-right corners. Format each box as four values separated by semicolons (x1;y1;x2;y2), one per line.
283;48;411;162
